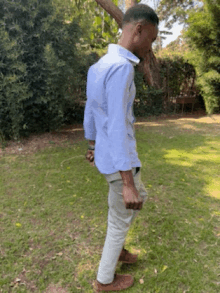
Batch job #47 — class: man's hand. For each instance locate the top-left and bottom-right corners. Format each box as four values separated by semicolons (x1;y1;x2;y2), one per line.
120;170;143;210
85;149;94;166
122;185;143;210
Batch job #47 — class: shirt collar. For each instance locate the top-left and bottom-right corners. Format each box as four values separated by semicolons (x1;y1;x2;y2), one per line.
108;44;140;66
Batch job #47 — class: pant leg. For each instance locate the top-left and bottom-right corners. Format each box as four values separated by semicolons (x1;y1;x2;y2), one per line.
130;169;148;224
97;177;134;284
97;168;147;284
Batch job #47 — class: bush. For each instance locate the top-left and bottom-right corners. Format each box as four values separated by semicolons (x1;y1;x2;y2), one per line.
0;0;85;139
184;0;220;114
0;25;31;140
134;70;164;117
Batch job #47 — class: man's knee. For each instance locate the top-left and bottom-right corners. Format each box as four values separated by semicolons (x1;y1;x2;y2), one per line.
108;209;133;234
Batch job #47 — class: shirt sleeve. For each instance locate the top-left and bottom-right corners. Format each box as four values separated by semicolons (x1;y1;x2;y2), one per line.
83;67;96;141
106;62;134;171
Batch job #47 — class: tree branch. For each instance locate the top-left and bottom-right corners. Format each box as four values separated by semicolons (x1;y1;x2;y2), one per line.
95;0;124;28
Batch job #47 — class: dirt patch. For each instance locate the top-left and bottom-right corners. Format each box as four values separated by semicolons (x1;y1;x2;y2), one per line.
0;124;84;156
10;268;37;292
44;283;69;293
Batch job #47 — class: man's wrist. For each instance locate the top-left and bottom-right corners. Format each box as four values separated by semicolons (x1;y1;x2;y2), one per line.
119;170;135;187
88;145;95;150
88;140;95;150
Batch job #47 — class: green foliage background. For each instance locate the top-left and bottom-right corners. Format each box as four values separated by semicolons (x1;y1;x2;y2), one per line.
0;0;219;140
0;0;99;140
184;0;220;114
0;1;68;138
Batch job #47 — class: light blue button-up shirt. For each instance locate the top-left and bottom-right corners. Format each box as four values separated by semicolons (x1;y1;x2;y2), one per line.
83;44;142;174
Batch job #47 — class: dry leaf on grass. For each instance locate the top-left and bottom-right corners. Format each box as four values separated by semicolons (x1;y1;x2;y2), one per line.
56;252;63;256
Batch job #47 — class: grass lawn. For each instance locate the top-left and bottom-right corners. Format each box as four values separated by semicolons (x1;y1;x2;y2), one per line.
1;115;220;293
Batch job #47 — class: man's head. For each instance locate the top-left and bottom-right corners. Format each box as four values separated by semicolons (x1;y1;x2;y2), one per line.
119;4;159;60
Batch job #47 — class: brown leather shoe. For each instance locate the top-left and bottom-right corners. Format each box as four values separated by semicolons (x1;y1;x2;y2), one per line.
118;248;138;264
94;274;134;292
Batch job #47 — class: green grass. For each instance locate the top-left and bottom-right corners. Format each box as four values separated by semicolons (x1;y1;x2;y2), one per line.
1;116;220;292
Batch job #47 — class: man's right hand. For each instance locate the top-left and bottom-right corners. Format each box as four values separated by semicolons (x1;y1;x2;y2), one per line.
119;170;143;210
122;184;143;210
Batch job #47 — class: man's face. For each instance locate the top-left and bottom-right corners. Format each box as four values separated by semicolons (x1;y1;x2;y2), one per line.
133;22;158;61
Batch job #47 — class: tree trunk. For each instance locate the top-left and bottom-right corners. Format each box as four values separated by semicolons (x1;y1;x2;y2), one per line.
95;0;160;89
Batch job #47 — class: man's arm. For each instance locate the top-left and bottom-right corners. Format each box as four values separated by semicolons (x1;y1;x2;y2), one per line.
83;67;96;142
84;68;96;166
106;63;133;171
83;100;96;142
119;170;135;187
106;63;143;210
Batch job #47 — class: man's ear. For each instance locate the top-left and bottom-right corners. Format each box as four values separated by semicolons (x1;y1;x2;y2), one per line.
137;23;142;35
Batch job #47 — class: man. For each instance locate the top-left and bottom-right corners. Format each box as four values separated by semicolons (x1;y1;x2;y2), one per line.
83;4;159;292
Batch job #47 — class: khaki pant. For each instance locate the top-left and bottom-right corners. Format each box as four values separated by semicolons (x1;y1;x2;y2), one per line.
97;167;147;284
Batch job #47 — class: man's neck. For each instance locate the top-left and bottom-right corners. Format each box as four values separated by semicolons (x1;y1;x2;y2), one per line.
118;35;134;55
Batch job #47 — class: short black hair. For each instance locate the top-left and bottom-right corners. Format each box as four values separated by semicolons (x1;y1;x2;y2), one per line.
122;4;159;28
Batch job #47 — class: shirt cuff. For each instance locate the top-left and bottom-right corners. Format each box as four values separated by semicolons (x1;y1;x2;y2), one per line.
85;133;96;141
114;159;132;172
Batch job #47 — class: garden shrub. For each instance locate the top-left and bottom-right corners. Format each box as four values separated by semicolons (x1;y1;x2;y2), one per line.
134;70;164;117
184;0;220;114
0;0;84;139
0;25;31;140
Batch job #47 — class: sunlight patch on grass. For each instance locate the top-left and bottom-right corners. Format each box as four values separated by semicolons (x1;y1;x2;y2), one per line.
206;180;220;199
163;149;194;166
210;190;220;199
180;123;198;130
164;146;220;165
191;115;220;123
164;156;193;167
135;121;161;127
175;115;220;124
